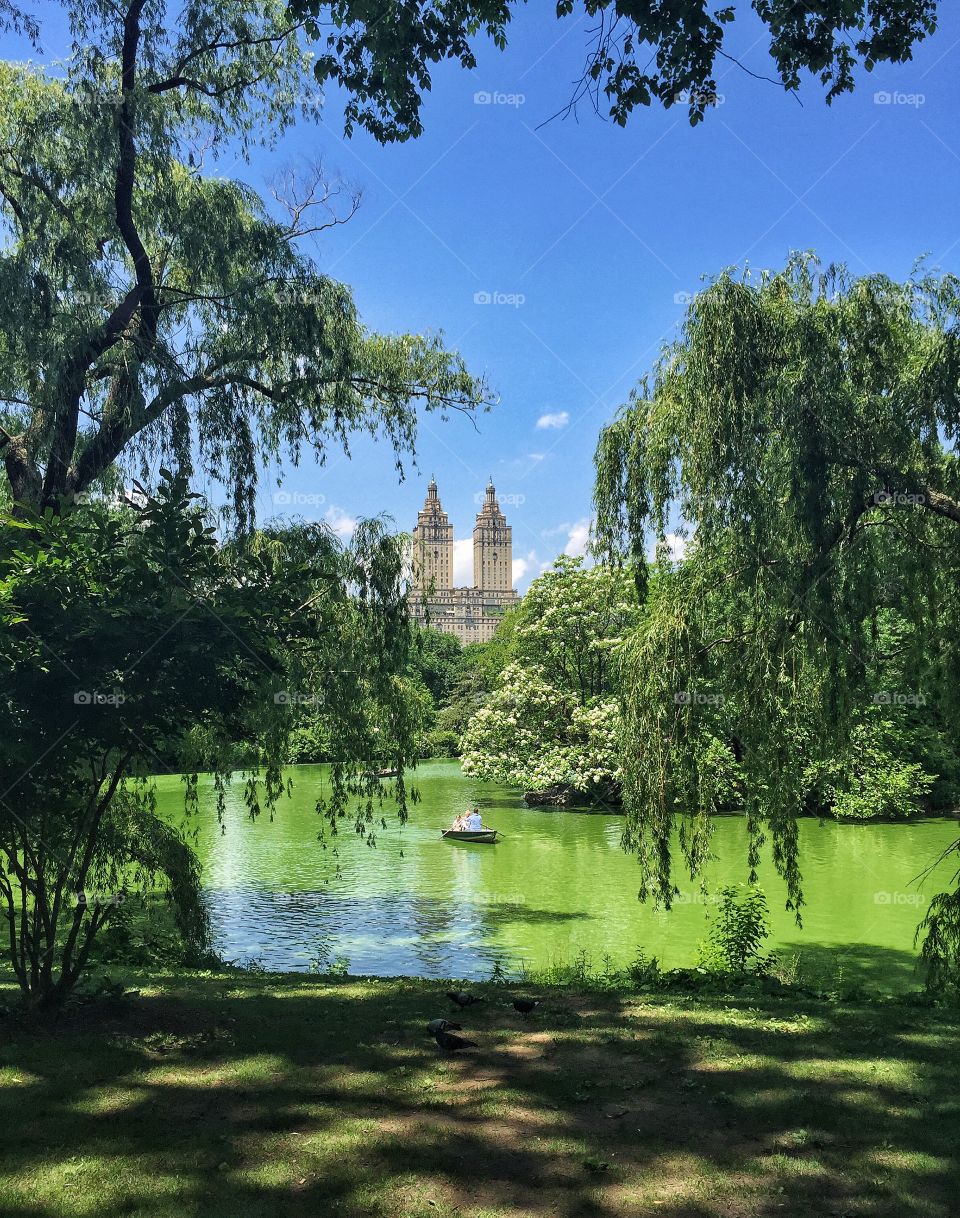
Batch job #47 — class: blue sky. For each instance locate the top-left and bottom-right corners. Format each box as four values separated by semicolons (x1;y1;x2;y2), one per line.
6;6;960;588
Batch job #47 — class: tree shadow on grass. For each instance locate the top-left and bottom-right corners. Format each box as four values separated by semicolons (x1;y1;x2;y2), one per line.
774;939;926;993
2;974;959;1218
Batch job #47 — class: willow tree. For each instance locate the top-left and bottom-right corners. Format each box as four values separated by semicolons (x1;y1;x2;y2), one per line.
594;257;960;931
0;1;485;520
0;2;486;1007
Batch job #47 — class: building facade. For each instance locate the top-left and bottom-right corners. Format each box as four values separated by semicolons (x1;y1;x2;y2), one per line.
410;479;519;644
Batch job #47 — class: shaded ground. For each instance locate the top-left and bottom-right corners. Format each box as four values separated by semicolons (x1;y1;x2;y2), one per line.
1;972;958;1217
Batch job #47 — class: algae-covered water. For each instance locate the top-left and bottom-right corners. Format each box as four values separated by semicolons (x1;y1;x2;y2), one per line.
154;759;959;989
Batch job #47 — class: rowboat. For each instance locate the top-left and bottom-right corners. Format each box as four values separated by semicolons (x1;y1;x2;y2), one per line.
441;828;499;844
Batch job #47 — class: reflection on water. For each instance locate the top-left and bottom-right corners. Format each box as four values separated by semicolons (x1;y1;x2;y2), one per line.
153;760;960;989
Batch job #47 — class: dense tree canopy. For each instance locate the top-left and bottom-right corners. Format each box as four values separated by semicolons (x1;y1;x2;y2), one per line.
289;0;938;140
594;256;960;916
0;476;417;1005
0;1;485;523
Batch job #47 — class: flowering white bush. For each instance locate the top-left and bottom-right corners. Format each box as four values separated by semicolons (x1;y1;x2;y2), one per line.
461;663;622;794
460;557;637;800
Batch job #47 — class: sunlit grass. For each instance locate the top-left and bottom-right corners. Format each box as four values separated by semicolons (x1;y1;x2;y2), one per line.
1;970;958;1217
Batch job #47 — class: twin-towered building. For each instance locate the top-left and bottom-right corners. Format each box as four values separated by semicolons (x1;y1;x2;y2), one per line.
410;478;519;643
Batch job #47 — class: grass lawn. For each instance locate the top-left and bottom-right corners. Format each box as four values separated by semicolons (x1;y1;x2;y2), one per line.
1;971;958;1217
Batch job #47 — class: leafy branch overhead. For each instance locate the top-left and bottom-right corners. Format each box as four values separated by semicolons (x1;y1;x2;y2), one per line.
289;0;939;140
0;3;488;523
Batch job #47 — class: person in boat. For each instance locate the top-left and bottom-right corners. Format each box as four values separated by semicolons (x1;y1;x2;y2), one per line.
465;807;483;831
451;812;470;831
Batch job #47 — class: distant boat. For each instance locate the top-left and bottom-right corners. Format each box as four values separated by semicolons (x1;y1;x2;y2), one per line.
363;767;399;779
442;828;498;844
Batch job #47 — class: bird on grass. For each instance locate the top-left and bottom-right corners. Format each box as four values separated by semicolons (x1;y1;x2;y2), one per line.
511;998;541;1016
446;990;484;1009
427;1018;462;1035
433;1028;478;1052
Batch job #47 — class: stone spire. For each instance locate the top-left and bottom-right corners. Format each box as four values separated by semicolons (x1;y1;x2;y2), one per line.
473;479;512;592
412;478;454;592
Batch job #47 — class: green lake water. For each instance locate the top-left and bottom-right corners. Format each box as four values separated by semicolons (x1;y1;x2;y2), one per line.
154;759;960;990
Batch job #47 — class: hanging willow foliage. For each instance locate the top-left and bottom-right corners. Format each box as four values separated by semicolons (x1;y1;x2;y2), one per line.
0;475;421;1007
594;255;960;925
0;3;487;523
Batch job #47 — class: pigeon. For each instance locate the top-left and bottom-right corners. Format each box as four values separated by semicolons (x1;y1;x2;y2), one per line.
433;1028;478;1052
427;1018;462;1034
446;990;484;1009
511;998;541;1016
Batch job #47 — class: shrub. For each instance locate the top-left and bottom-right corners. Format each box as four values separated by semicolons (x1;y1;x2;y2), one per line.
696;884;773;974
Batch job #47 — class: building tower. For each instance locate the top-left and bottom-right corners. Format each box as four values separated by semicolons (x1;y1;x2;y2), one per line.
473;479;512;592
412;477;454;592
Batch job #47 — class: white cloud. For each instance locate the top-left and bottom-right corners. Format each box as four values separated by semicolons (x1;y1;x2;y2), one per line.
325;504;357;542
536;411;569;430
646;532;688;562
453;537;473;586
664;533;688;560
527;452;545;463
512;550;549;589
513;547;539;583
563;518;592;558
